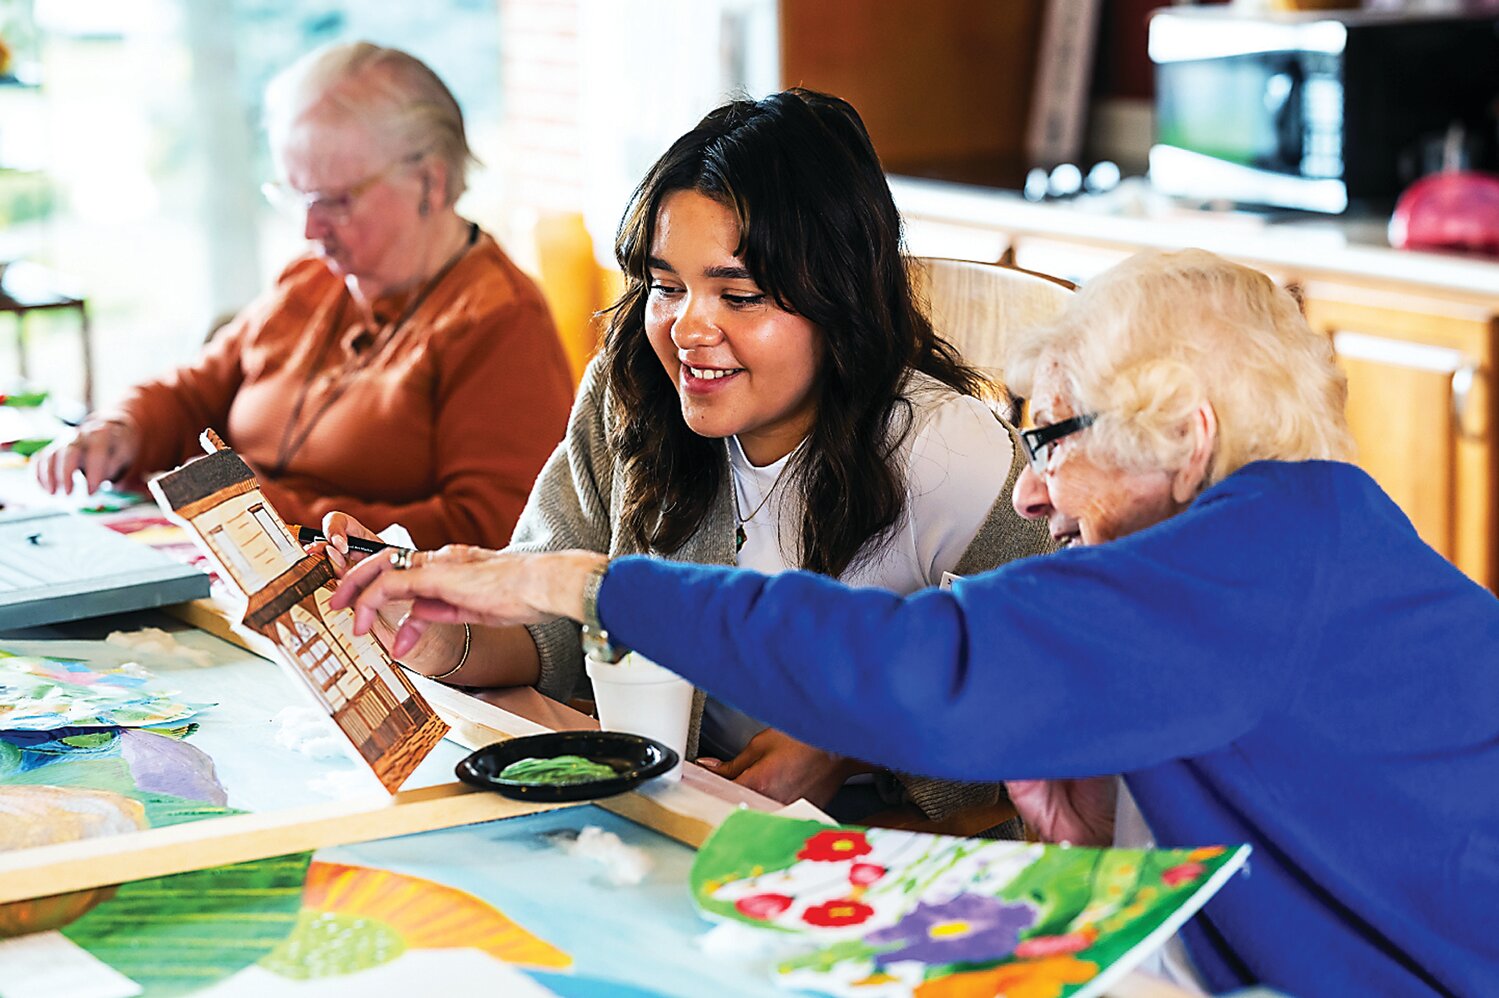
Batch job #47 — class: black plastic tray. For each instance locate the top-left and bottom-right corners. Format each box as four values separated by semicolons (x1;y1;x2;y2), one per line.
455;730;679;802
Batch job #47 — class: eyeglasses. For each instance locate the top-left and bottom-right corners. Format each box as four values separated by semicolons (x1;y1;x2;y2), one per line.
261;150;427;225
1018;413;1096;477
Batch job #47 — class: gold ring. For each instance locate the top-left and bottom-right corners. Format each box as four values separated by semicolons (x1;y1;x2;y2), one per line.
389;548;413;571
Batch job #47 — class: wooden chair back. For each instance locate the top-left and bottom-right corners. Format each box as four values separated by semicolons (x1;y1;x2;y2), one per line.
909;257;1075;411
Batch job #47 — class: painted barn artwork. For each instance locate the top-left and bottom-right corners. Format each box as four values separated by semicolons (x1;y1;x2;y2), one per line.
148;430;448;792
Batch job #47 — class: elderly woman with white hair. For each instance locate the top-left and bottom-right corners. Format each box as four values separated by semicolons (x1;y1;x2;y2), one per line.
36;42;572;550
334;249;1499;993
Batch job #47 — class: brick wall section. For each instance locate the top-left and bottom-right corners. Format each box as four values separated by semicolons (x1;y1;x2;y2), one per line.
498;0;586;213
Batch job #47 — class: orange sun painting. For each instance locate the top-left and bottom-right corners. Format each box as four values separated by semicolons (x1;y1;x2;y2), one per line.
279;861;572;974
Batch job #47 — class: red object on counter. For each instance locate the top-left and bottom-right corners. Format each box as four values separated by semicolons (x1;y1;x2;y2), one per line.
1389;171;1499;257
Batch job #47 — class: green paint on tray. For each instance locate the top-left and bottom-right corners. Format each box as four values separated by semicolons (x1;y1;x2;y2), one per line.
498;754;618;786
62;853;313;995
259;909;407;979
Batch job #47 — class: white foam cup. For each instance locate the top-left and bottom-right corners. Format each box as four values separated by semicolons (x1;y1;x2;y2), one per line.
585;652;693;783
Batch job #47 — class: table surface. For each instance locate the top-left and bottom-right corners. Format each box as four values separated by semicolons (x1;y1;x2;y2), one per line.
0;617;794;997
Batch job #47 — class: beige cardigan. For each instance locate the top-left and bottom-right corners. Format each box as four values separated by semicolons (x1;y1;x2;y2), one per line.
508;356;1053;820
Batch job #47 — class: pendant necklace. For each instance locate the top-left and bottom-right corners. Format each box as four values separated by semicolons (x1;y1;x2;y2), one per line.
269;222;478;479
730;438;806;554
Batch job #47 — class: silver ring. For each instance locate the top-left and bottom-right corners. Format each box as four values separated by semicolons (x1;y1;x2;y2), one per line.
389;548;413;571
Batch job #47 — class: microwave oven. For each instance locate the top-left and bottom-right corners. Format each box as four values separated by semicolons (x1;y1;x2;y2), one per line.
1148;10;1499;214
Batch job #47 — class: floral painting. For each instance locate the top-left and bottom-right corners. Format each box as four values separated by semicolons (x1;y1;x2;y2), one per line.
690;811;1249;998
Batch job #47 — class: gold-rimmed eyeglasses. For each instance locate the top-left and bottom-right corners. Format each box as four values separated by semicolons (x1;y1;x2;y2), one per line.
261;149;428;225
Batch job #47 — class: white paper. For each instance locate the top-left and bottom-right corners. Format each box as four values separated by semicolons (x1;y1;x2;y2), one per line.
193;948;557;996
377;523;416;550
0;931;142;998
774;798;836;825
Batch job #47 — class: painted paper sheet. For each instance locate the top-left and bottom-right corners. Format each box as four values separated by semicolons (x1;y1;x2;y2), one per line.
690;810;1250;997
149;435;447;793
22;855;575;995
1;723;240;938
2;807;784;997
0;651;212;731
60;853;313;992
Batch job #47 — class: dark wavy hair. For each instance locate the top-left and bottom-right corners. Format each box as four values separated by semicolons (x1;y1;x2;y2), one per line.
601;89;983;577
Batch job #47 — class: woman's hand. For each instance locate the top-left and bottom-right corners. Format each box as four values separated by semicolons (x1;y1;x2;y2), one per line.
1004;776;1117;847
704;728;870;808
33;419;140;495
329;546;605;658
318;511;384;577
316;511;410;653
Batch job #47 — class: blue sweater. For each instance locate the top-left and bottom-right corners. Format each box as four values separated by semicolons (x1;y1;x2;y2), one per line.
599;461;1499;995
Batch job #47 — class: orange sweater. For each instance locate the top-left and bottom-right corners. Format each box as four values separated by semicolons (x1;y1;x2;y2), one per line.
109;230;573;549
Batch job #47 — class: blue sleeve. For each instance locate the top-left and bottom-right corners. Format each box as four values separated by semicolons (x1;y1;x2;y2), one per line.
599;471;1322;781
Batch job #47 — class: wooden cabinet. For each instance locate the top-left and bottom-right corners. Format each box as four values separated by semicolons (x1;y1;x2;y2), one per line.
1301;282;1496;588
779;0;1044;188
895;186;1499;592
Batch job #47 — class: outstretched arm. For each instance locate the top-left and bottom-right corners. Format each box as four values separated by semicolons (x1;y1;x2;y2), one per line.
333;480;1311;784
593;483;1310;783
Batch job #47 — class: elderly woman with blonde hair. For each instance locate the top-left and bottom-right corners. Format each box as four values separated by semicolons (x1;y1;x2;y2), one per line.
36;42;572;550
334;249;1499;993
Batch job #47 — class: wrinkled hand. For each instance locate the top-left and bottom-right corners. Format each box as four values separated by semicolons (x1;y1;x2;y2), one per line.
1005;776;1117;846
316;511;409;652
704;728;869;808
33;419;140;495
330;546;593;658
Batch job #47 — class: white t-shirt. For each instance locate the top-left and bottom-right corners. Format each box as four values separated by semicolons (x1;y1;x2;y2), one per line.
699;381;1013;758
1115;779;1210;993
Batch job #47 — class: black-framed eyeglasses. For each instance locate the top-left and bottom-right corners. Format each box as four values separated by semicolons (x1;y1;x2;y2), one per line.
1019;413;1096;477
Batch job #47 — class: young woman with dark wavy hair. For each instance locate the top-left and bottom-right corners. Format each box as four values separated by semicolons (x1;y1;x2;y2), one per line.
324;89;1051;820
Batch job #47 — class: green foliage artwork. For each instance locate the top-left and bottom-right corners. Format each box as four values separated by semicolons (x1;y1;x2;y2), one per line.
60;854;314;996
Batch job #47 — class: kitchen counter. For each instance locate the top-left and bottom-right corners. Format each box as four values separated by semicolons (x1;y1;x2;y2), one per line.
890;175;1499;300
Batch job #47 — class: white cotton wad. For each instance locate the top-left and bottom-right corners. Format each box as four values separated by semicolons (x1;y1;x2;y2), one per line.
271;705;347;760
105;627;214;667
549;825;653;886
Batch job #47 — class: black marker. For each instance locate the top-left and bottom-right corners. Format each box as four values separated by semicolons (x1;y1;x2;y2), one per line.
292;524;405;556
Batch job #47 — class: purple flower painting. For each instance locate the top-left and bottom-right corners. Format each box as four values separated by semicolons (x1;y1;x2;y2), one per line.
867;893;1036;967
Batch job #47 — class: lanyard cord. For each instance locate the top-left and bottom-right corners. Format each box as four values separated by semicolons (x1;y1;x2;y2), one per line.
268;223;479;479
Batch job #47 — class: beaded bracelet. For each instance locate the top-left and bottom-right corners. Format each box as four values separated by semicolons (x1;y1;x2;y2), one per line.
427;623;473;682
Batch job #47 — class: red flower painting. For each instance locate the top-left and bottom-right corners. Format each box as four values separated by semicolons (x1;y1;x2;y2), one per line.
734;893;794;920
796;830;873;863
802;898;875;928
1161;861;1206;888
1012;927;1096;959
